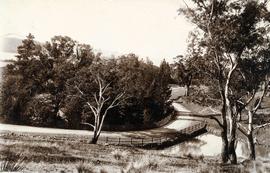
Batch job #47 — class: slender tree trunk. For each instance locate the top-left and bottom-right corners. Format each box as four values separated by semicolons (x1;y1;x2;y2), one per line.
247;110;256;160
228;127;237;164
224;63;238;164
91;116;104;144
220;93;229;163
221;127;229;163
186;84;190;96
228;143;237;164
238;112;242;121
227;105;237;164
248;133;256;160
91;129;100;144
91;135;99;144
185;75;192;97
90;123;99;144
246;79;269;159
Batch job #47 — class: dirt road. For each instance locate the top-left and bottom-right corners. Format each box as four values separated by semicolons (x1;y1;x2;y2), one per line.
0;103;202;139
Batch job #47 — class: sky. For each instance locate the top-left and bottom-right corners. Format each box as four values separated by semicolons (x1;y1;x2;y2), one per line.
0;0;193;65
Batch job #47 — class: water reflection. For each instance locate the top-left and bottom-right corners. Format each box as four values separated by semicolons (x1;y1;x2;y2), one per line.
162;134;270;160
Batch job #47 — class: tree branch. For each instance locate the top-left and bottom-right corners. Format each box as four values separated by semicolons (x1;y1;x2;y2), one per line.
254;122;270;130
86;102;97;116
237;122;248;137
237;90;256;111
97;92;125;135
75;85;84;96
253;80;269;112
102;83;110;95
93;93;99;106
109;92;125;109
81;122;95;129
208;115;223;128
246;90;256;106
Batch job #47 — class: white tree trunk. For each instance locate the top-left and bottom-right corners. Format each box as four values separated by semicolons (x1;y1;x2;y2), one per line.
75;77;125;144
225;62;238;164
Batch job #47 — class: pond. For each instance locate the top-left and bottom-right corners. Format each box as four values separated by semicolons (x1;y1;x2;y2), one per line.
162;133;270;161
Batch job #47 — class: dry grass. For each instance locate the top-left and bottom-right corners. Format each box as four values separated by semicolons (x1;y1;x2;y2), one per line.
1;133;269;173
0;131;209;172
76;161;95;173
111;149;130;161
0;150;26;172
122;155;163;173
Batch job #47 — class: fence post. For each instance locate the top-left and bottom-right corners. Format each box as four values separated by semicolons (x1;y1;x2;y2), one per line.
106;137;108;143
118;137;121;145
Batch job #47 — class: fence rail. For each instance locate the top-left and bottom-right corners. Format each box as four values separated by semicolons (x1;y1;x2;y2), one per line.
98;121;207;147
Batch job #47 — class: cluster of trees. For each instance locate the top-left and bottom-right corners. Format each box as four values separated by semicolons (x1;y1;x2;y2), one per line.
179;0;270;164
1;34;173;135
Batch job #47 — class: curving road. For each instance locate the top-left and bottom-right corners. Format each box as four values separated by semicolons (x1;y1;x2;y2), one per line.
0;102;202;139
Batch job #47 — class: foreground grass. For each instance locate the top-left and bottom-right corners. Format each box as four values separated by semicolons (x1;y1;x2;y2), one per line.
0;151;26;172
1;131;269;173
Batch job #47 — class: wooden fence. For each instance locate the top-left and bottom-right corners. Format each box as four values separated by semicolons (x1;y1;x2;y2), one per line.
98;121;207;147
0;121;207;149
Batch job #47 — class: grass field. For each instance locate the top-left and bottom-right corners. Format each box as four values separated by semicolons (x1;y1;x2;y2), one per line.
1;131;269;173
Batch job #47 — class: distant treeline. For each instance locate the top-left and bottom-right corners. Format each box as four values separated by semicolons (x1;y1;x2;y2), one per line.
1;34;173;130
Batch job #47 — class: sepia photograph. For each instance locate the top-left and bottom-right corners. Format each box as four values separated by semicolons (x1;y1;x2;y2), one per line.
0;0;270;172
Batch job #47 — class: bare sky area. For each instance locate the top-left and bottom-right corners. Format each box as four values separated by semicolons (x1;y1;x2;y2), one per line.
0;0;193;65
